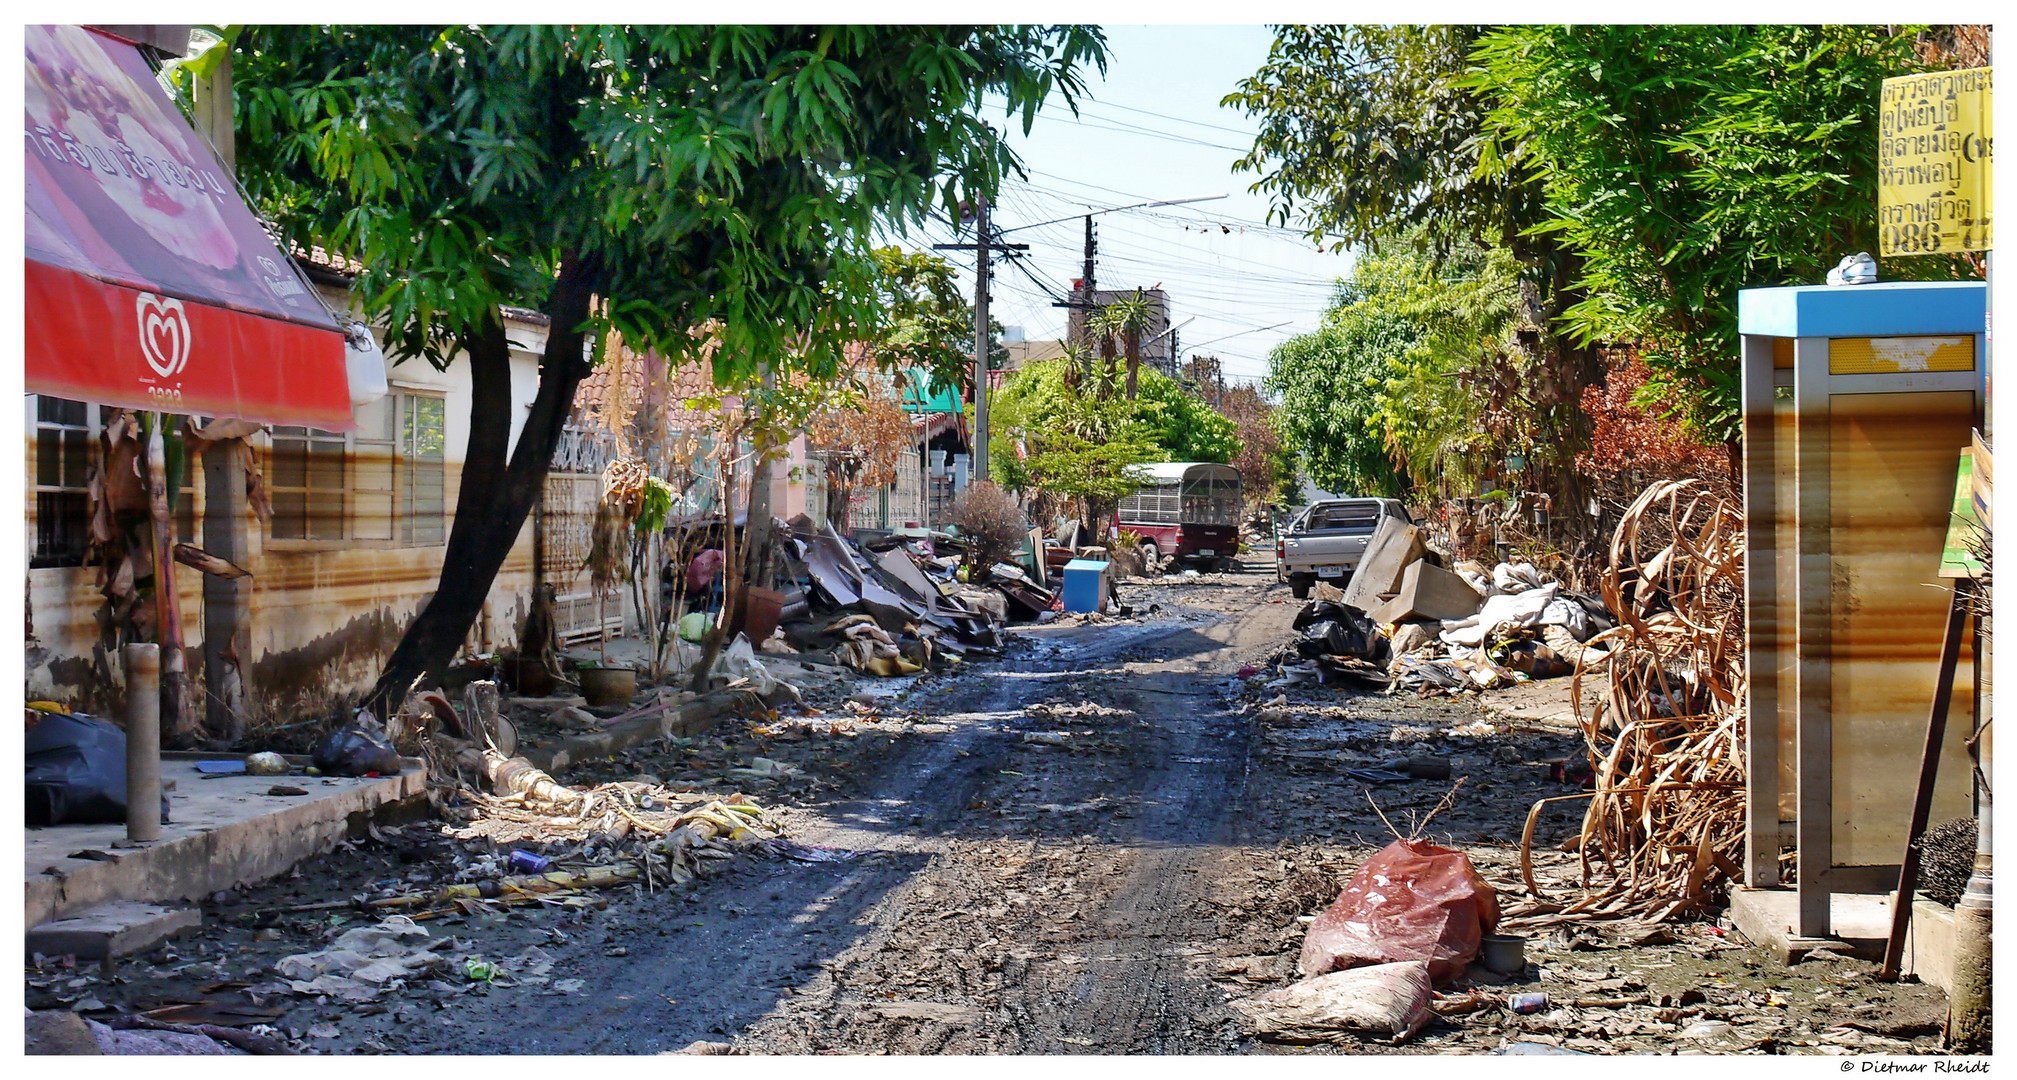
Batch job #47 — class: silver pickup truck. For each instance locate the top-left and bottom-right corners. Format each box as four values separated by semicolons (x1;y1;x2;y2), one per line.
1275;498;1412;599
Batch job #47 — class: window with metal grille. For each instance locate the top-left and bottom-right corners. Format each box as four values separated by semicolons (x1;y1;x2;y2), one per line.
350;396;396;542
270;426;347;540
1119;483;1182;525
32;396;91;568
400;393;446;545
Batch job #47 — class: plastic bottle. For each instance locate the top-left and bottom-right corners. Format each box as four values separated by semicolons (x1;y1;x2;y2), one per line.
507;849;552;874
1508;992;1549;1014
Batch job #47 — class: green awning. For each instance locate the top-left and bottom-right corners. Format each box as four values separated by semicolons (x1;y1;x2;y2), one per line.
900;367;963;414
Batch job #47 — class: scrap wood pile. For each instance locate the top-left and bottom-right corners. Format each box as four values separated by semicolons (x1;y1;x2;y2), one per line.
1506;480;1747;928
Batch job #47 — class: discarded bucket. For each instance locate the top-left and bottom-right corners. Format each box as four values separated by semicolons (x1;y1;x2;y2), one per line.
1478;933;1527;974
580;665;637;707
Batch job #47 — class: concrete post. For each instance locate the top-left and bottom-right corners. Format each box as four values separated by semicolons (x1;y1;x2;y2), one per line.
1947;786;1991;1052
122;643;161;842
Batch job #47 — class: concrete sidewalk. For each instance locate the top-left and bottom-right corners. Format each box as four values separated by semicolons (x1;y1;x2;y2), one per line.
1476;673;1583;731
26;752;425;930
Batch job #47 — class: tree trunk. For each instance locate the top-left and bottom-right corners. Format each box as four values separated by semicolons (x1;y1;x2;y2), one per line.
1124;327;1142;400
690;365;779;691
366;261;599;716
145;416;198;747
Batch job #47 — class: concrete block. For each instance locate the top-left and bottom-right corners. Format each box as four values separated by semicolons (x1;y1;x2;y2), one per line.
24;1010;103;1055
1368;560;1484;624
1902;895;1955;992
1726;886;1888;963
26;901;199;961
1341;517;1425;612
25;754;427;929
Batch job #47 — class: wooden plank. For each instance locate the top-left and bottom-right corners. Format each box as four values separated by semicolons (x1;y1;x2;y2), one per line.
1881;584;1970;980
1939;449;1987;579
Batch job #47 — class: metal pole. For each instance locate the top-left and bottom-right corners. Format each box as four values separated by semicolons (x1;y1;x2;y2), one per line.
1079;215;1097;348
123;643;161;842
972;195;991;484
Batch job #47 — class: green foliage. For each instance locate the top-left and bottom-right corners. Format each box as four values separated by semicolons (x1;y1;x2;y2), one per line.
989;358;1163;506
231;25;1106;382
1366;241;1524;491
1229;24;1600;498
1465;25;1934;441
1265;300;1413;500
1225;25;1520;253
1134;370;1240;464
1087;289;1155;344
634;476;675;536
992;359;1237;480
1234;24;1963;450
866;246;972;397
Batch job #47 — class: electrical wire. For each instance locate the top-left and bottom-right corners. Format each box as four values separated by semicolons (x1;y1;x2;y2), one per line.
1079;97;1262;139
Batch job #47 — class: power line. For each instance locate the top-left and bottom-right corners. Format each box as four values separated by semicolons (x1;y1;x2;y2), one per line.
1008;171;1356;244
1028;110;1248;153
1080;97;1261;139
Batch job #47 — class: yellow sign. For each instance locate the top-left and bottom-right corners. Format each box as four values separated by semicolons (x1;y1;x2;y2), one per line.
1829;335;1975;375
1878;67;1992;255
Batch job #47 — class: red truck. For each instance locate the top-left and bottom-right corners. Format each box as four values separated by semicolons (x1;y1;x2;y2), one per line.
1115;461;1243;571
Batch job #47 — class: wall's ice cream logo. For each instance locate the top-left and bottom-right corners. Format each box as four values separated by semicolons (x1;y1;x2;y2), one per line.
136;292;191;380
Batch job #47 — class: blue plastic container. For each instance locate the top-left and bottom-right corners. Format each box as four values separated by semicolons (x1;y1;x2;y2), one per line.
1061;559;1111;614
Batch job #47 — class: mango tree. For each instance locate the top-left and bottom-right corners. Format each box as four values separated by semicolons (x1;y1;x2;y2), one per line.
231;25;1105;713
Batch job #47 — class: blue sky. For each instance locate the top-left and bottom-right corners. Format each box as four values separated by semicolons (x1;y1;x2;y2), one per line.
897;25;1356;387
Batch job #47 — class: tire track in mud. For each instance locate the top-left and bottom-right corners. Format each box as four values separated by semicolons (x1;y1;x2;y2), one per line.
739;589;1291;1054
404;585;1289;1054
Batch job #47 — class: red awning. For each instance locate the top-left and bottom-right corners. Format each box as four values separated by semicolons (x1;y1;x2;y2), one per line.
24;25;354;430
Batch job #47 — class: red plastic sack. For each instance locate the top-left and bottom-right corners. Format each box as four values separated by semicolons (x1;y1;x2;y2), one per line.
1299;838;1500;985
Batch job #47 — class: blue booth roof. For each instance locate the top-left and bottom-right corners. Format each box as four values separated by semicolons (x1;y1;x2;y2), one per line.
1738;280;1985;339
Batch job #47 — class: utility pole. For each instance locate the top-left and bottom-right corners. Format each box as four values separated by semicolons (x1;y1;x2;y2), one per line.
1074;214;1098;348
932;197;1026;486
973;196;991;483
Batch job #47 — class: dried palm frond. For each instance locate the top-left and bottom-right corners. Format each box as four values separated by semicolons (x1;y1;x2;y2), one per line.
1507;480;1749;929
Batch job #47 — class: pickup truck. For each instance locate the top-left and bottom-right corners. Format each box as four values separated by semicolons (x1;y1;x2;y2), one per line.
1275;498;1412;599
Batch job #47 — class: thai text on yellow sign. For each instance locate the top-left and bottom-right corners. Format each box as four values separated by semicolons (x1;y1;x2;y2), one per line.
1878;67;1992;255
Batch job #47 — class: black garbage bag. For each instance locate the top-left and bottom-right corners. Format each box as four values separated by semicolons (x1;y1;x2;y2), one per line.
311;721;403;777
1296;620;1342;658
25;712;170;827
1295;608;1391;663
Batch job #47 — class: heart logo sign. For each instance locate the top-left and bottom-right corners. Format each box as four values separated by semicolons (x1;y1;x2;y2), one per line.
136;292;191;380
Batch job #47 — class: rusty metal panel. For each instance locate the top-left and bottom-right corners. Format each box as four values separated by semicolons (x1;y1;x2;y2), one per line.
1826;389;1977;867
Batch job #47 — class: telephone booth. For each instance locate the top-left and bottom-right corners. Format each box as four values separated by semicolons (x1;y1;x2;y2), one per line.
1737;280;1986;943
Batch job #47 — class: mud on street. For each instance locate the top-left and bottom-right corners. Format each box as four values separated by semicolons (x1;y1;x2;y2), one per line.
28;564;1953;1055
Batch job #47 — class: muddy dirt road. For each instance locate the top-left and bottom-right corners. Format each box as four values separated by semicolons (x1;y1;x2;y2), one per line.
37;563;1954;1055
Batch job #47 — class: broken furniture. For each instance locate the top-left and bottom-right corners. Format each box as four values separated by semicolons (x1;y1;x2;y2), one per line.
1736;279;1986;947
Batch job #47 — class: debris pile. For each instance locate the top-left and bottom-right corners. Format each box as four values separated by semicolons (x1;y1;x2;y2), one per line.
1260;512;1612;695
1510;480;1749;925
